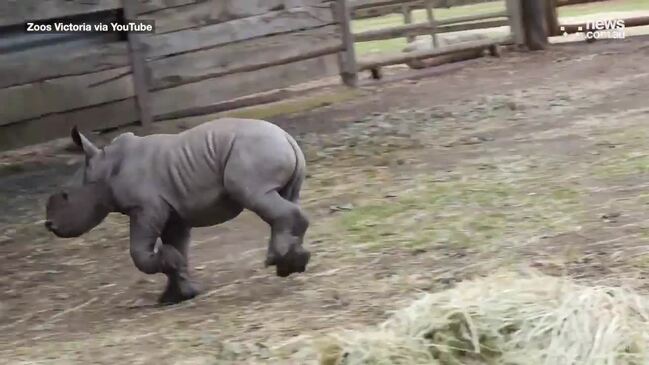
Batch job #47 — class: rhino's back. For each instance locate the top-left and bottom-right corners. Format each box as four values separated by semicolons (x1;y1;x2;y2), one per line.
148;118;295;226
180;117;288;140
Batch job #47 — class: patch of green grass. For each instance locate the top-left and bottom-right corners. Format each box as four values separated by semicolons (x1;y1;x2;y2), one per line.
551;187;580;201
223;89;363;120
638;227;649;239
334;177;583;252
0;162;25;176
637;193;649;205
592;153;649;178
628;238;649;269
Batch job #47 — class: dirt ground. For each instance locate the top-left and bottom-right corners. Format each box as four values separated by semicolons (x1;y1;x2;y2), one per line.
2;35;649;364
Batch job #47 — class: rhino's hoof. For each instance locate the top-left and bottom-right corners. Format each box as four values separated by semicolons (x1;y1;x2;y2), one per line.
265;252;278;267
275;247;310;278
158;279;200;305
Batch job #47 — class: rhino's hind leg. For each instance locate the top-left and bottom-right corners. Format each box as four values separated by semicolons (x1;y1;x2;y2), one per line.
236;190;310;277
158;219;200;305
263;192;310;277
223;136;309;277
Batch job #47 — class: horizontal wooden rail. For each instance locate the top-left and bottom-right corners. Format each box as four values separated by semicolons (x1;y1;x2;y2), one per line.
351;0;505;11
355;10;509;42
616;15;649;28
441;18;509;31
437;9;509;24
353;1;421;18
149;43;343;91
560;15;649;33
357;34;512;70
351;0;422;10
556;0;607;7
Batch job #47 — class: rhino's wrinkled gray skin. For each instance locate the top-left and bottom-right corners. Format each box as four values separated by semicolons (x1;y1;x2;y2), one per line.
45;118;310;305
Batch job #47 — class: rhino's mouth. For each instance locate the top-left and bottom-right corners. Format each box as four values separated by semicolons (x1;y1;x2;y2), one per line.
44;220;77;238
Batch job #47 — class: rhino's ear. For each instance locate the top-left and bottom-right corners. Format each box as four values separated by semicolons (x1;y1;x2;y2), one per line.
71;126;99;158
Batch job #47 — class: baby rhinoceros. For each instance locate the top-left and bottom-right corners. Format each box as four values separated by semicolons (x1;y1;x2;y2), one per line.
45;118;311;305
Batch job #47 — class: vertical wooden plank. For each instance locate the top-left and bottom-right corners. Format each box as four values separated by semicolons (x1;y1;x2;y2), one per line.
545;0;560;36
123;0;153;127
402;4;415;43
506;0;525;46
521;0;548;50
333;0;358;87
425;0;439;48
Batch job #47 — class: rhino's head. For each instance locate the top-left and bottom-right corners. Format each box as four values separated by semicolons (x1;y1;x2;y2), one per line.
44;127;121;238
45;183;111;238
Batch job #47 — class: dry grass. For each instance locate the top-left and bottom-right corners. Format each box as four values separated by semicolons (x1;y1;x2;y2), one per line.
313;270;649;365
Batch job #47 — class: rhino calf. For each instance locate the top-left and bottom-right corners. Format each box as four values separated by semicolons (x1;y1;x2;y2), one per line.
45;118;310;305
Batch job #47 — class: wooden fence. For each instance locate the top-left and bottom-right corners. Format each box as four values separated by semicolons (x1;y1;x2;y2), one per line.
135;0;341;122
333;0;522;86
0;0;342;151
4;0;643;151
352;0;500;19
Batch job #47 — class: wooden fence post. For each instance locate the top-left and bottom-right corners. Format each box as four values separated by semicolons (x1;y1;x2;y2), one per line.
333;0;358;87
505;0;525;46
425;0;440;48
545;0;560;36
521;0;548;50
402;4;415;43
123;0;153;127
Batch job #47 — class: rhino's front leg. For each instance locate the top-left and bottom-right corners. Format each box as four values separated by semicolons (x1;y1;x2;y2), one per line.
158;219;200;305
129;210;198;305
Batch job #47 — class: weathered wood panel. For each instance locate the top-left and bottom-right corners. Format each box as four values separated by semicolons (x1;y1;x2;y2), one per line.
0;10;121;54
151;55;339;119
0;32;86;54
141;1;218;34
145;0;332;34
0;98;138;151
0;39;128;88
218;0;332;21
0;0;122;27
0;67;134;126
148;25;341;89
137;0;202;14
141;6;335;59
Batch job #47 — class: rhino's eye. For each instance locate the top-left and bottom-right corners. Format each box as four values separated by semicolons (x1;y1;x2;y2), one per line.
61;192;69;201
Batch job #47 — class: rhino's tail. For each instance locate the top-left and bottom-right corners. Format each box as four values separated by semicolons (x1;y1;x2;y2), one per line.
280;133;306;203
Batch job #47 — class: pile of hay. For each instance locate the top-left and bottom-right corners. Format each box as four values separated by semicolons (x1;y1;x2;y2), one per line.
315;271;649;365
